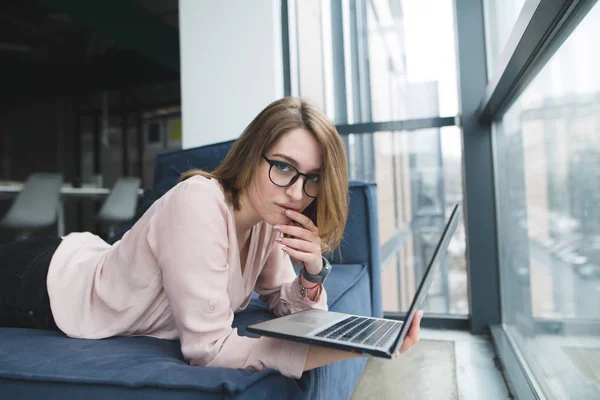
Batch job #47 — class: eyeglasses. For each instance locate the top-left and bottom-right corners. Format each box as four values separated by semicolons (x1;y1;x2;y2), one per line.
262;155;320;198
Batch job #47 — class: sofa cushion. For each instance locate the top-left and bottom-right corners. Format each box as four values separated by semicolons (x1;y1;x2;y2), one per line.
0;264;371;399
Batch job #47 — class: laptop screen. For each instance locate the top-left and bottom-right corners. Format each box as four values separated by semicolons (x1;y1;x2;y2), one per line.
390;204;460;355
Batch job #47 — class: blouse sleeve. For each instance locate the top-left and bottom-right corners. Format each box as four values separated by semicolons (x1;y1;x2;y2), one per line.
254;235;328;317
149;178;309;378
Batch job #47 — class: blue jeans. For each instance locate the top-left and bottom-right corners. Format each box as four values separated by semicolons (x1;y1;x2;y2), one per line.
0;237;62;331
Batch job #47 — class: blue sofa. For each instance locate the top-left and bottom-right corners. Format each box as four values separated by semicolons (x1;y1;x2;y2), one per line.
0;140;382;399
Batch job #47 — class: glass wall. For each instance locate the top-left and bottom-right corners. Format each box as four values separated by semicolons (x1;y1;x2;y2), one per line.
482;0;527;77
336;126;467;315
296;0;328;113
294;0;466;316
358;127;467;314
296;0;459;123
493;2;600;397
365;0;458;121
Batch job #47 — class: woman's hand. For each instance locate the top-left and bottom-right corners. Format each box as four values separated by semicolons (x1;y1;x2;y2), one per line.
304;310;425;371
397;310;423;356
274;209;323;275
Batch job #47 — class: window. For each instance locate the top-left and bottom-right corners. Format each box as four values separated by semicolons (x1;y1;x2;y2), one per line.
366;0;459;121
296;0;328;112
352;127;467;315
293;0;464;316
493;3;600;397
482;0;527;77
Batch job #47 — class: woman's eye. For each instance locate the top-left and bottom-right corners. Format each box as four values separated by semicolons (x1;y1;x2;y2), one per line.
309;175;320;183
274;162;292;172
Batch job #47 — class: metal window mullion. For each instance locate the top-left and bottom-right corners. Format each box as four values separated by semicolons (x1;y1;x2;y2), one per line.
479;0;598;122
356;0;375;180
356;0;372;122
321;0;336;120
347;0;366;178
329;0;352;178
336;116;456;135
347;0;363;121
281;0;292;96
455;0;502;333
330;0;348;125
288;0;301;97
490;326;542;399
341;0;356;124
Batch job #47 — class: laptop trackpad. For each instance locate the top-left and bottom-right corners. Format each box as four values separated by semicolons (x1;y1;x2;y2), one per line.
251;310;347;336
287;314;332;325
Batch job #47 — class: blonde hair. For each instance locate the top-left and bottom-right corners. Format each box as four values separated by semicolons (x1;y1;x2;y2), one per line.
179;97;348;254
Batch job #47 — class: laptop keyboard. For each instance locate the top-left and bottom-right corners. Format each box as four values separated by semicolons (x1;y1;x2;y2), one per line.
314;316;402;347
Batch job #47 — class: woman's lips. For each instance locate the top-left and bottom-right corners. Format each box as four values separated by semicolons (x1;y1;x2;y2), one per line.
277;203;298;211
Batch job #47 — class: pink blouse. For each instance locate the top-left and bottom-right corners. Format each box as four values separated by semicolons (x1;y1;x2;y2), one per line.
47;176;328;378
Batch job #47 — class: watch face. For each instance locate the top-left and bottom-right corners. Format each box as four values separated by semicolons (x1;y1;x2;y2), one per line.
320;260;331;279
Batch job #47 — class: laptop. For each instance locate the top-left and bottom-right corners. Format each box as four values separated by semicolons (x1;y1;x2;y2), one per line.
247;204;460;358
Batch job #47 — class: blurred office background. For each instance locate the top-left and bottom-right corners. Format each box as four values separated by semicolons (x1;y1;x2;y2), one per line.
0;0;599;398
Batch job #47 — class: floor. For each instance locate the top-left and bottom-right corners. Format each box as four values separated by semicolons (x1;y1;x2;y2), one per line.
352;328;511;400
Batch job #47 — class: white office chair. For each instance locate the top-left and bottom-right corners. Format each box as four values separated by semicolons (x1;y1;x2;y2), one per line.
97;177;141;237
0;172;63;240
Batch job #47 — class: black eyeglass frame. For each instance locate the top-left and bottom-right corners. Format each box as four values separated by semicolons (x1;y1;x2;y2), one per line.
262;155;320;198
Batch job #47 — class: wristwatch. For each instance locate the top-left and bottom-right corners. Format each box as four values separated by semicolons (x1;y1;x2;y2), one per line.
301;256;332;284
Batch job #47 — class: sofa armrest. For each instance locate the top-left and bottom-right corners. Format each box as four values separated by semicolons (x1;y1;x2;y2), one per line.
329;181;382;318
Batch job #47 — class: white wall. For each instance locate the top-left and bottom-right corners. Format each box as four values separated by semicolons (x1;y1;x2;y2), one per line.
179;0;283;148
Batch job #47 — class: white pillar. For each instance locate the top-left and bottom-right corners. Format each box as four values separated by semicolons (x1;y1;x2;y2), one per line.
179;0;284;148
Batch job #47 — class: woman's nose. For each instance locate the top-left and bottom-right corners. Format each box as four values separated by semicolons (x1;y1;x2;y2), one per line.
286;178;304;201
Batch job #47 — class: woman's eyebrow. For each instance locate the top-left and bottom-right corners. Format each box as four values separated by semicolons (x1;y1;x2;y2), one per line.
271;153;321;173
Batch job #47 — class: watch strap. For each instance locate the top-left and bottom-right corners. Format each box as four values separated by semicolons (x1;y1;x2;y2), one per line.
301;256;332;283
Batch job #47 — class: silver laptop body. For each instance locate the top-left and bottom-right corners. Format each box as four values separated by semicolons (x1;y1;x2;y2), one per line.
247;204;460;358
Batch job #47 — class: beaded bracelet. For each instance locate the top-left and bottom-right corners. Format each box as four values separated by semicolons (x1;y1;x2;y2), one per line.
299;275;321;299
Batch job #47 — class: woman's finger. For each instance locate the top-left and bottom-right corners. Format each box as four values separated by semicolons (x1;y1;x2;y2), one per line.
284;209;318;232
281;245;314;264
408;310;422;342
275;224;316;242
408;310;423;338
398;310;423;355
399;337;413;353
277;236;320;253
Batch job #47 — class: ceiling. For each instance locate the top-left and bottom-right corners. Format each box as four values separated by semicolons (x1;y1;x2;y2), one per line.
136;0;178;27
0;0;180;103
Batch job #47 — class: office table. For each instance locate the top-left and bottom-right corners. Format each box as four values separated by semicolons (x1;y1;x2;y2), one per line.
0;185;143;236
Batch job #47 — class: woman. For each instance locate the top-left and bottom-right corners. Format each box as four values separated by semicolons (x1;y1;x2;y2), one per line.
0;97;422;379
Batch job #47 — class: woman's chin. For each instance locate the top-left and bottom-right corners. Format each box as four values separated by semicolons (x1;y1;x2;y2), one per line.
263;211;289;226
275;214;291;225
